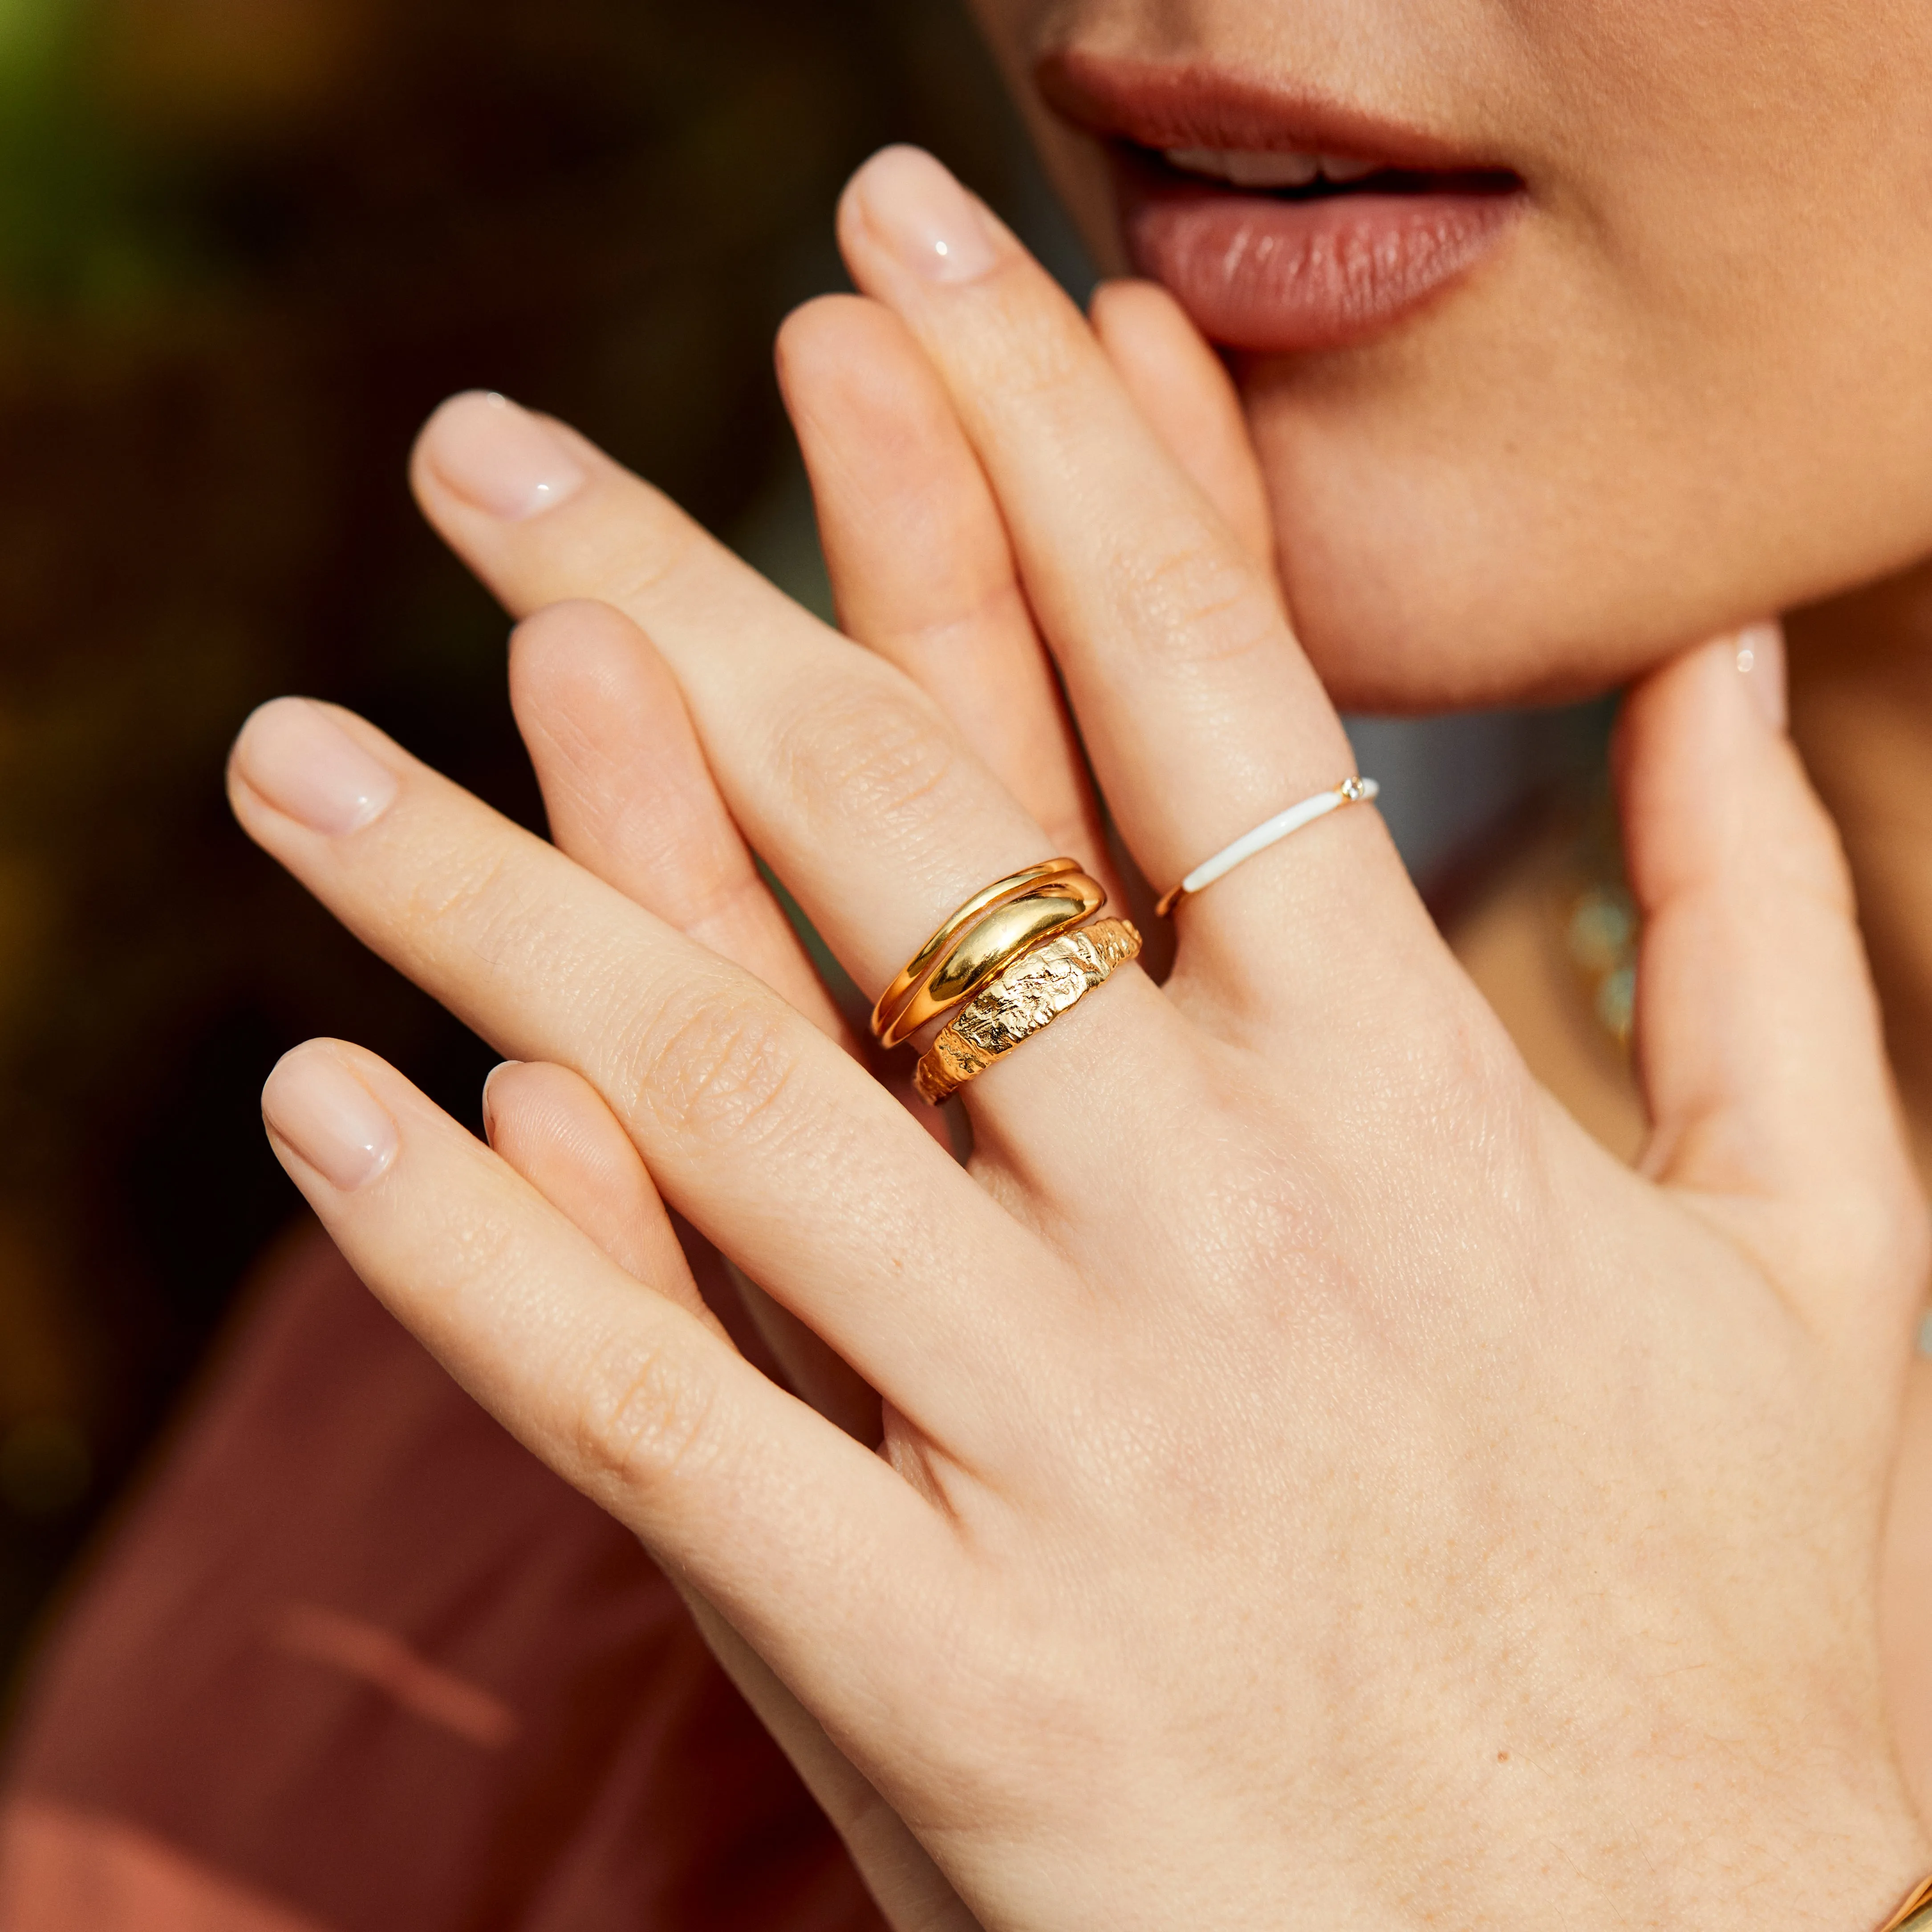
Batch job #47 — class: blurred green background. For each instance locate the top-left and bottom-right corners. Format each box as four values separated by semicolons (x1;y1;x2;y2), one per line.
0;0;1068;1666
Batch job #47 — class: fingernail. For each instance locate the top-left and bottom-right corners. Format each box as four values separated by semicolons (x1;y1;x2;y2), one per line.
481;1060;523;1142
422;391;588;520
263;1047;400;1192
232;698;399;836
1732;620;1787;732
851;146;999;285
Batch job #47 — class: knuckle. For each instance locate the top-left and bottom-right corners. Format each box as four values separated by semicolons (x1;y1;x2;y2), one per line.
1393;976;1537;1135
403;848;541;966
773;677;965;831
1782;785;1860;922
574;1329;724;1500
1121;539;1283;674
967;296;1089;402
626;984;805;1153
595;492;702;609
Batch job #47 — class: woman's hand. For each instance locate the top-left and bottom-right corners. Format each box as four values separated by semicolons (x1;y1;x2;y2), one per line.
231;149;1932;1929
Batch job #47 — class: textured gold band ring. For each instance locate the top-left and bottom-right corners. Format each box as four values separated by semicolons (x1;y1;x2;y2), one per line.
915;918;1141;1104
872;860;1106;1050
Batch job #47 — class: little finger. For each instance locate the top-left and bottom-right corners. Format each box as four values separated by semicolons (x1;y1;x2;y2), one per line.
258;1038;957;1727
483;1056;879;1441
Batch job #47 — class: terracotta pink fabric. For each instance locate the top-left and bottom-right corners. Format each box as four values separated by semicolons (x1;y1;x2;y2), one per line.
0;1800;333;1932
0;1226;884;1932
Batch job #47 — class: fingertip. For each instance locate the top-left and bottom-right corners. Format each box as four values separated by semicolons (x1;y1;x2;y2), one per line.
1616;625;1786;824
509;599;687;762
409;390;492;492
228;696;402;841
1088;276;1185;335
479;1058;525;1144
775;292;888;387
263;1039;402;1194
774;297;939;477
509;598;641;678
411;390;590;524
475;1059;690;1296
839;146;1012;292
1733;619;1788;732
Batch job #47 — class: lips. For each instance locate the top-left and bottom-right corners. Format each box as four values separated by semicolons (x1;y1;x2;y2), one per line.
1040;52;1525;356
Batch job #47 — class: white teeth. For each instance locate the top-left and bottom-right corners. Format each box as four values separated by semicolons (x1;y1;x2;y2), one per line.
1162;147;1383;188
1226;151;1322;188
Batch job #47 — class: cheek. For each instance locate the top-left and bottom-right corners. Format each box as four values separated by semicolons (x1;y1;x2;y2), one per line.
1251;3;1932;713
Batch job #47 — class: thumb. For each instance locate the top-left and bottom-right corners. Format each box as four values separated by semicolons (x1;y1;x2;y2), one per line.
1616;623;1928;1357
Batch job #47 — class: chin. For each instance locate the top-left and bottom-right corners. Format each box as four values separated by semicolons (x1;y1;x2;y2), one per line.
1273;457;1932;717
1283;566;1658;717
1239;353;1924;718
1250;426;1679;715
1272;486;1668;714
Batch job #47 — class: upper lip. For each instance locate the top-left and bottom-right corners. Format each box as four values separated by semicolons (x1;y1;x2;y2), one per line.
1035;46;1510;179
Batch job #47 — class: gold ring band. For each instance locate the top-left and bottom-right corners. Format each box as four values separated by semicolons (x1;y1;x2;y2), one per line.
873;860;1105;1050
915;918;1141;1104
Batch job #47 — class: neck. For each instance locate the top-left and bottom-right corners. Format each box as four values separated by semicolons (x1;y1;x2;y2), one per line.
1788;562;1932;1173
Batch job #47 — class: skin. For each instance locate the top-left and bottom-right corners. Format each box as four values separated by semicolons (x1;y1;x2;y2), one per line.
198;0;1932;1905
1444;629;1932;1833
963;0;1932;1825
188;0;1932;1915
229;150;1932;1927
967;0;1932;709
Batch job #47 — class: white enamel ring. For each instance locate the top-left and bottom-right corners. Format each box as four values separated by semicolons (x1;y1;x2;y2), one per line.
1155;777;1380;918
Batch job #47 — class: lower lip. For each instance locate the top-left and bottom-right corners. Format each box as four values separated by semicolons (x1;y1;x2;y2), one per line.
1114;158;1523;356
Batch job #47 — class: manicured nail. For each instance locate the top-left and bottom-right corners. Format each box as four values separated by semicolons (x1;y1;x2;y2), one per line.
480;1060;523;1143
263;1047;400;1192
852;146;999;285
232;698;399;835
422;391;588;520
1732;620;1787;731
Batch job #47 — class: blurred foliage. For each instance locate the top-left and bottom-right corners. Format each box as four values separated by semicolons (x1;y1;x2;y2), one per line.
0;0;1031;1659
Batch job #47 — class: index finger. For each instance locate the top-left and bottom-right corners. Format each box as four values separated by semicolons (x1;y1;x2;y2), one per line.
227;695;1055;1437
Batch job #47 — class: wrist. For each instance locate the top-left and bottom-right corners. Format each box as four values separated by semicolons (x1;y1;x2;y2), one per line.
1879;1874;1932;1932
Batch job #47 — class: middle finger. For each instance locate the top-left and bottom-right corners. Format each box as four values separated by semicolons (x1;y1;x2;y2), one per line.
836;148;1418;1007
411;393;1189;1165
